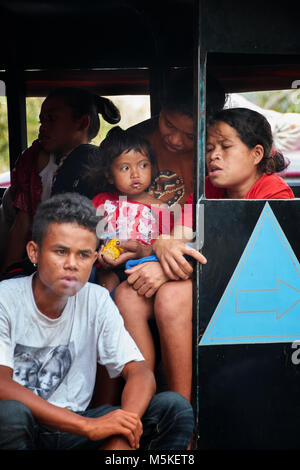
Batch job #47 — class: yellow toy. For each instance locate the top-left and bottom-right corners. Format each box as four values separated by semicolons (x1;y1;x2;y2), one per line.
101;238;123;260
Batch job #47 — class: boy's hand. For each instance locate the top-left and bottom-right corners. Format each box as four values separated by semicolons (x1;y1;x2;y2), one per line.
85;409;142;449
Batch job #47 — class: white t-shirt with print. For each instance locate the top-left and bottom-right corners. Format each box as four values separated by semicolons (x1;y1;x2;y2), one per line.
0;274;144;412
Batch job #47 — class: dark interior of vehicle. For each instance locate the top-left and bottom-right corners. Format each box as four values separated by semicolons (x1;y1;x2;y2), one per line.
0;0;300;450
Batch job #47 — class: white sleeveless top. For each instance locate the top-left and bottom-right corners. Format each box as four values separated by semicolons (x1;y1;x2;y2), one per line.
39;153;58;202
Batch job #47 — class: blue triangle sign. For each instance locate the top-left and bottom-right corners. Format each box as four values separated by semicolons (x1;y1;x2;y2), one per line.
199;202;300;346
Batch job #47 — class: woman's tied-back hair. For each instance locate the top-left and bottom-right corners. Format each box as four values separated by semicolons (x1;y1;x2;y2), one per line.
209;107;289;174
46;87;121;141
83;126;156;196
32;192;99;246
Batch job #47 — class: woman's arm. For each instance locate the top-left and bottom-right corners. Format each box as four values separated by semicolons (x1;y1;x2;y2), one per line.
2;210;32;272
98;240;153;268
152;230;207;280
125;261;170;298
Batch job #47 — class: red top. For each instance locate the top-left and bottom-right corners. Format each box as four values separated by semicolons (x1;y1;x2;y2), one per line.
10;140;43;217
93;192;175;244
184;173;295;228
204;173;295;200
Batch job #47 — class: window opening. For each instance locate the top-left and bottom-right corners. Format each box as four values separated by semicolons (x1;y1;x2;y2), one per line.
0;80;9;188
26;95;150;148
226;89;300;183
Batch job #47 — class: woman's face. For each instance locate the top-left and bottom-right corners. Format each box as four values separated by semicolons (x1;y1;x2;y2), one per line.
38;97;87;156
206;121;263;197
158;110;194;154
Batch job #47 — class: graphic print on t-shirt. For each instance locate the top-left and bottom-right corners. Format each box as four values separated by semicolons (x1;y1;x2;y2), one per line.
148;170;185;206
13;343;73;399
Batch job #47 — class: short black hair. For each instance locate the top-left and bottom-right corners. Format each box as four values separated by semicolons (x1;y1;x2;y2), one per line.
83;126;156;195
209;107;289;174
32;192;99;247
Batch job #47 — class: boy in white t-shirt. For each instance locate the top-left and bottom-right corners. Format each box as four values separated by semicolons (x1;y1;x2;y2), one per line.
0;193;194;450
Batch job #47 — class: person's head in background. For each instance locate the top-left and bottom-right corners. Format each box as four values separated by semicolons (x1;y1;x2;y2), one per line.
158;69;226;155
38;87;121;157
206;107;289;198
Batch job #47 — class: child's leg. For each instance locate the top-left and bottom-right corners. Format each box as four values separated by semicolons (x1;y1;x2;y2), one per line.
97;269;120;292
114;281;156;370
154;280;193;402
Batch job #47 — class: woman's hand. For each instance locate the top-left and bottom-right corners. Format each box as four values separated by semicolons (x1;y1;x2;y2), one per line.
152;237;207;280
118;240;153;259
98;240;153;269
125;261;169;298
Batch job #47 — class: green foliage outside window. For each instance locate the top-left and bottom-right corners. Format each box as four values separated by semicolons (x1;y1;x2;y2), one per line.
244;90;300;114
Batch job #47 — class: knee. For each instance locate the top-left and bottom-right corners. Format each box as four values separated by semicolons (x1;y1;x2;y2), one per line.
114;281;136;308
155;391;191;409
114;282;152;318
0;400;34;427
154;281;192;325
0;400;36;450
152;391;194;428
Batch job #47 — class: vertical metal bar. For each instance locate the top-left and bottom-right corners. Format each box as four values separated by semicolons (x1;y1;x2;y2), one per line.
5;68;28;171
149;66;165;117
192;0;207;448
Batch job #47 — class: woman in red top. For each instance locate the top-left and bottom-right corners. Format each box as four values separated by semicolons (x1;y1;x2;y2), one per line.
205;107;294;200
184;107;294;227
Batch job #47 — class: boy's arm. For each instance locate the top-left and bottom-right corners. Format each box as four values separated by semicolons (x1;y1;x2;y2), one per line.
0;365;141;447
100;360;156;450
121;360;156;416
